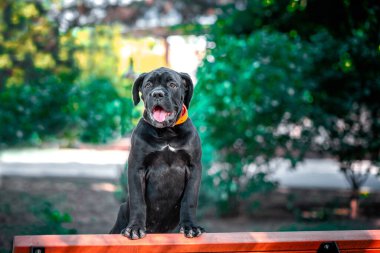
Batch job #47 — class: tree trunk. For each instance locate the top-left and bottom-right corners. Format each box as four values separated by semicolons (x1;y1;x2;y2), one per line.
350;188;359;219
340;163;369;220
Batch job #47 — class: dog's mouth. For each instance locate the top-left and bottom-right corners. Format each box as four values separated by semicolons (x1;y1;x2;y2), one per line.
151;105;173;123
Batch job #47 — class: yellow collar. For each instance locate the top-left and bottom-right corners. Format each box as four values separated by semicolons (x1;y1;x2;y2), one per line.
174;104;188;126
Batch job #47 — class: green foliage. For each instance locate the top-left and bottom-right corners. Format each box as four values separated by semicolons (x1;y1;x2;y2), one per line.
309;29;380;164
213;0;379;41
30;200;77;235
0;70;76;147
70;76;134;144
212;0;380;166
0;194;76;253
193;30;314;216
194;0;380;216
0;0;78;147
0;73;134;147
0;1;135;147
0;1;77;88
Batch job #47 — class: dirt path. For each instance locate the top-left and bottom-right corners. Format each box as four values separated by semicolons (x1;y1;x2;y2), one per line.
1;176;379;253
0;176;120;252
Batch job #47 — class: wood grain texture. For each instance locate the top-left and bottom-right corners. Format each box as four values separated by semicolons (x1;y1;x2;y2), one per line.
13;231;380;253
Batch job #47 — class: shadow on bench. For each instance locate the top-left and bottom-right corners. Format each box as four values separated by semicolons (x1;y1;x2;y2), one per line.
13;230;380;253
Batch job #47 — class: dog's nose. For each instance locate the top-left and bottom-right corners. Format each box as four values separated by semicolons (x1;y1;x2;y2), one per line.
151;90;165;99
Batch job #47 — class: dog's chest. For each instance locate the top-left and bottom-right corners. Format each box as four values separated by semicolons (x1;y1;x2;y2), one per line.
160;144;177;152
145;146;189;196
148;144;188;167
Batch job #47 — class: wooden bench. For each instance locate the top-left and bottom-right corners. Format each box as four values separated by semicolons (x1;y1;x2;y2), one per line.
13;230;380;253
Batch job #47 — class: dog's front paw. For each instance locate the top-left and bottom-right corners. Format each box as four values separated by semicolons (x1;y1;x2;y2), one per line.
179;222;204;238
121;225;146;240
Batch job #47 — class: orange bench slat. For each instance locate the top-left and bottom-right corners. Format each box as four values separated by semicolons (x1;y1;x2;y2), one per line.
13;230;380;253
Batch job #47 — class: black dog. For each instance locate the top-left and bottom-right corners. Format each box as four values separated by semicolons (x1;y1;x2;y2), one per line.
110;67;204;239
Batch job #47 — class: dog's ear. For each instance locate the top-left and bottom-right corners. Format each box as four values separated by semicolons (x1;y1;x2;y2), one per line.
180;72;194;109
132;73;147;106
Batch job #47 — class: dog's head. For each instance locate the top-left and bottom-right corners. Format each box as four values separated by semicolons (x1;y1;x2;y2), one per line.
132;67;194;128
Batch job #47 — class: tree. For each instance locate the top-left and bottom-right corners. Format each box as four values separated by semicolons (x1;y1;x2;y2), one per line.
309;28;380;218
194;0;380;217
0;1;134;147
279;0;380;219
192;30;315;216
0;0;79;146
0;1;78;88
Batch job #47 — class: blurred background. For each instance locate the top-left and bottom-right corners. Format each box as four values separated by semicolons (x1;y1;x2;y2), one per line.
1;0;380;251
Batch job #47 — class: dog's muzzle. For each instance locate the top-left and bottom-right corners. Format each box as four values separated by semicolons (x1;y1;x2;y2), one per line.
151;105;173;123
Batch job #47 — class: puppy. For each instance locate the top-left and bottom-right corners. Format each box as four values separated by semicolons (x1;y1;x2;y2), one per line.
110;67;204;239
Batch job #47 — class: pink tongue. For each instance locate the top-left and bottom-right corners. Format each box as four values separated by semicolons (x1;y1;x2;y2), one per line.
153;108;168;122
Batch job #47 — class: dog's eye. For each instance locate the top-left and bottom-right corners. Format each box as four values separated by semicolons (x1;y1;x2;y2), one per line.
168;82;178;88
144;82;152;89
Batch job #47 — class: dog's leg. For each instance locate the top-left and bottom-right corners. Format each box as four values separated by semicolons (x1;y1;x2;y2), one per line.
122;159;147;239
179;163;204;238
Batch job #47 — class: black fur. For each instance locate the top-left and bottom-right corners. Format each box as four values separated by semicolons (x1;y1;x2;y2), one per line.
110;67;204;239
